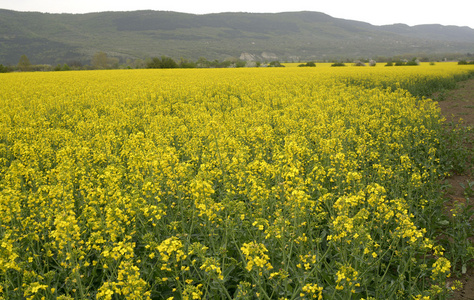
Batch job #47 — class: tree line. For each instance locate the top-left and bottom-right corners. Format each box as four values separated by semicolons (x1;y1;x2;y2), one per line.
3;52;474;73
0;52;286;73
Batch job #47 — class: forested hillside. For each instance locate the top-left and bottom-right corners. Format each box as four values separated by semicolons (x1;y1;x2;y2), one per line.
1;9;474;65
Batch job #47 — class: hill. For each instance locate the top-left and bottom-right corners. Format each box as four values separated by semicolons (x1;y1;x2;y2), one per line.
1;9;474;65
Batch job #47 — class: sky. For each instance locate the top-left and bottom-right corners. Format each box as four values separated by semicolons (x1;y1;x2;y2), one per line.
1;0;473;29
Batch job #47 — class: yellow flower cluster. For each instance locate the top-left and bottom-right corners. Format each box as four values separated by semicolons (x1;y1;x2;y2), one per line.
432;257;452;279
0;63;472;298
300;283;323;299
335;264;360;292
157;237;187;263
241;241;273;272
96;261;150;300
199;257;223;280
181;284;203;300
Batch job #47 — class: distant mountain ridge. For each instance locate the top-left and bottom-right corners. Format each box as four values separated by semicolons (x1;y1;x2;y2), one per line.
1;9;473;65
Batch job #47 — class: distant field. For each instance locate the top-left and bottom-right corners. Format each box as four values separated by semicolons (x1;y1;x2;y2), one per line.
1;63;473;299
283;61;453;67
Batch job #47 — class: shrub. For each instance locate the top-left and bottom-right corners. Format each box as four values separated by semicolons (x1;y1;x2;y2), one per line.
353;60;366;67
0;64;11;73
406;60;419;66
268;61;285;67
147;56;178;69
298;62;316;67
235;61;246;68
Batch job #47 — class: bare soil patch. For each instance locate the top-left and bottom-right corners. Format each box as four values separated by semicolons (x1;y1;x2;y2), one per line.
436;78;474;299
437;79;474;128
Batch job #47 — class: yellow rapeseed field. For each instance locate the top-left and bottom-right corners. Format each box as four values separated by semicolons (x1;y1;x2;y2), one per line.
1;63;474;299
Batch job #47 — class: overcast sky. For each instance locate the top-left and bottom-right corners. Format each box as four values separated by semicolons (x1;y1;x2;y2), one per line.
1;0;473;29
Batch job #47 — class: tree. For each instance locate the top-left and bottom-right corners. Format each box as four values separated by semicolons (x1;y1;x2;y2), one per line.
134;59;145;69
0;64;11;73
147;56;178;69
196;57;210;68
18;54;32;71
235;60;246;68
160;56;178;69
298;62;316;67
353;60;366;66
92;51;109;69
147;57;162;68
268;61;284;67
178;58;196;68
69;60;83;69
61;64;71;71
126;58;145;69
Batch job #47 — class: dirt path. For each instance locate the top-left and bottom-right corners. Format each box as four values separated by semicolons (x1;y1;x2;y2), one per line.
437;79;474;128
436;78;474;299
